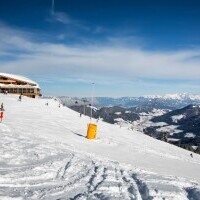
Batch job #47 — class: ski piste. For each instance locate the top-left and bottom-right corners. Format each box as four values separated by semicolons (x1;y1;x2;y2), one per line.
0;94;200;199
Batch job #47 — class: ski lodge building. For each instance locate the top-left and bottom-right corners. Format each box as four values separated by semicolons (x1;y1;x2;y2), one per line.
0;73;41;98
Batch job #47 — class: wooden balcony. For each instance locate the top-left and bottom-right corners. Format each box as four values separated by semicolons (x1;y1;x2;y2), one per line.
0;80;16;83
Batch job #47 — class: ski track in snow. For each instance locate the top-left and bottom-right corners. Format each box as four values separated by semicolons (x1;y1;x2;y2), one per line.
0;123;200;200
1;94;200;199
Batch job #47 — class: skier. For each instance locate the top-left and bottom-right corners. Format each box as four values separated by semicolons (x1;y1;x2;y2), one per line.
0;103;4;111
19;94;22;101
190;153;193;158
80;113;82;117
0;112;3;123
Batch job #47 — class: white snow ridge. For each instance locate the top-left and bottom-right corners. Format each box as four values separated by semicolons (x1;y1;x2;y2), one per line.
0;94;200;200
171;114;185;123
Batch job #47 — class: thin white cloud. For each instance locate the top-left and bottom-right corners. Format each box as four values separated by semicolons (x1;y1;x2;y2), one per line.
54;12;75;25
48;12;90;31
0;23;200;83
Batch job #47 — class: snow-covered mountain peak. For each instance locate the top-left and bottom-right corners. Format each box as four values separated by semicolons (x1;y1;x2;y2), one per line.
60;94;200;109
144;93;200;100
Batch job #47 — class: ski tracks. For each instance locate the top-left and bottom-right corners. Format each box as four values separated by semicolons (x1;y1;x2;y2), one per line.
0;123;200;200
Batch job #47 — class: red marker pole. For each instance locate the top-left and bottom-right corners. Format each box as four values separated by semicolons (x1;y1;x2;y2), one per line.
0;112;3;123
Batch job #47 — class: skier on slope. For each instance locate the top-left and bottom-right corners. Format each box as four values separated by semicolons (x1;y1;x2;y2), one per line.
19;94;22;101
0;103;4;111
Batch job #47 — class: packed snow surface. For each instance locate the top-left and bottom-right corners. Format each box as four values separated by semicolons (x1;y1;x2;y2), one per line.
1;94;200;199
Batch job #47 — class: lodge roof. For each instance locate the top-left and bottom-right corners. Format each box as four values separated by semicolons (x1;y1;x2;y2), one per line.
0;73;40;88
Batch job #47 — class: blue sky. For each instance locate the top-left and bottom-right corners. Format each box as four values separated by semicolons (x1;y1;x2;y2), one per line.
0;0;200;97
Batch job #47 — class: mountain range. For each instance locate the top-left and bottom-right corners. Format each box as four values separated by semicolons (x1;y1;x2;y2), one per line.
59;93;200;109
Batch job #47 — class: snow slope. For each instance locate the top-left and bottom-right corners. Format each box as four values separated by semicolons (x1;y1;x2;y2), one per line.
0;94;200;199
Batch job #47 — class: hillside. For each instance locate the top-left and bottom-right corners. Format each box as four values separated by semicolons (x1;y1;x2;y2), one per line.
147;105;200;153
70;105;140;124
1;94;200;199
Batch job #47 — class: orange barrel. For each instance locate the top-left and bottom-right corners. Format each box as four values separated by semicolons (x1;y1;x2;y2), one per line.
87;123;97;139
